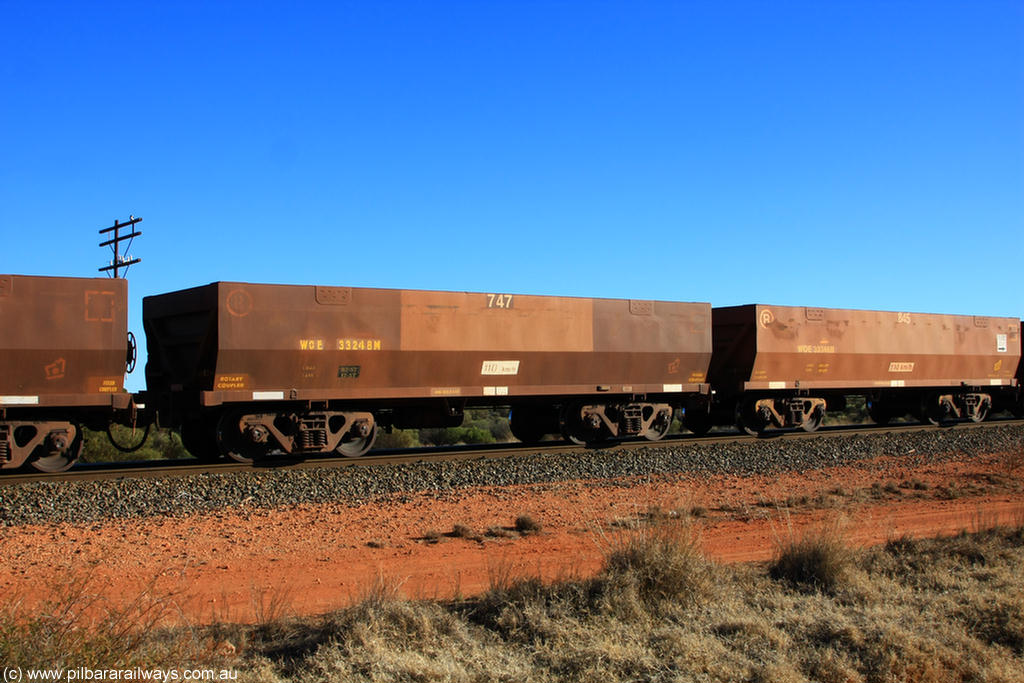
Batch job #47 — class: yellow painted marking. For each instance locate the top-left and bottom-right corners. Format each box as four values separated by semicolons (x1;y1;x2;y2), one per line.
337;338;382;351
797;344;835;353
96;378;121;393
215;374;249;390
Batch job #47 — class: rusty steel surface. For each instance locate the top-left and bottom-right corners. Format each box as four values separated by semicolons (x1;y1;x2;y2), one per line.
144;283;712;406
1019;322;1024;384
709;304;1022;395
0;275;128;408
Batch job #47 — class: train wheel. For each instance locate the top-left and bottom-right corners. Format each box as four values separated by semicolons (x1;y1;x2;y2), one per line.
335;424;377;457
30;424;83;473
801;406;824;433
559;402;606;446
216;412;267;464
738;421;767;437
736;402;768;437
561;428;587;446
867;400;891;426
683;410;712;436
509;407;546;443
643;409;673;441
968;402;989;424
222;443;258;464
181;419;221;462
920;395;954;427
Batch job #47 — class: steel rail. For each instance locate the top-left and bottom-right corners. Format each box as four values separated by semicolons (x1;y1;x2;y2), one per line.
2;417;1022;487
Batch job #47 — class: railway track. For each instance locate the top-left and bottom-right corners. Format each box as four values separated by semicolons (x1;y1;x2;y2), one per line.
4;417;1022;487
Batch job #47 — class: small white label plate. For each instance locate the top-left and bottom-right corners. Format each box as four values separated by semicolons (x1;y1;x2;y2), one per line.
481;360;520;376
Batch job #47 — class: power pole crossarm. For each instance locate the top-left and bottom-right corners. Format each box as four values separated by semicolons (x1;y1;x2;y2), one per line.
99;215;143;278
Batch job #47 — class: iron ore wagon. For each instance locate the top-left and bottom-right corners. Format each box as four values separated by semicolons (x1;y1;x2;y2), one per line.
0;275;136;471
686;304;1022;435
143;282;713;461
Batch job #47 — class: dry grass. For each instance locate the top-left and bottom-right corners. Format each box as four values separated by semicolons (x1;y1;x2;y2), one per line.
0;572;197;669
1002;448;1024;476
514;514;542;534
447;523;484;542
228;521;1024;682
450;523;474;538
6;521;1024;682
770;516;853;592
601;518;715;607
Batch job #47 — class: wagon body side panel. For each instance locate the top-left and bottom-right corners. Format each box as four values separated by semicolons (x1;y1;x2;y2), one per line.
730;305;1019;391
174;283;712;404
0;275;127;406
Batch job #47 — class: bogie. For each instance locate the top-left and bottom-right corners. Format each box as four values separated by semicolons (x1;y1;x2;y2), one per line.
560;401;675;446
734;397;827;435
214;408;378;462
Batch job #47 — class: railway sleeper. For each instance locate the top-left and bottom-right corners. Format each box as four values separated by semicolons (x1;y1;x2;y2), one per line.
218;409;377;462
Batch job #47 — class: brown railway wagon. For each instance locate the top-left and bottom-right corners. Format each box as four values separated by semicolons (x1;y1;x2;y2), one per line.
697;304;1021;434
144;282;712;460
0;275;133;471
1017;321;1024;417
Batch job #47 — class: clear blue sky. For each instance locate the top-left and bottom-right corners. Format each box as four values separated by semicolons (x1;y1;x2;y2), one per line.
2;1;1021;390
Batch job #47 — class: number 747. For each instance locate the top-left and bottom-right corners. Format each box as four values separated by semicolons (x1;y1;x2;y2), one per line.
487;293;513;309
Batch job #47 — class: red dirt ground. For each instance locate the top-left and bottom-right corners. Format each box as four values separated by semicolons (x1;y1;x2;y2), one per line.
1;451;1022;624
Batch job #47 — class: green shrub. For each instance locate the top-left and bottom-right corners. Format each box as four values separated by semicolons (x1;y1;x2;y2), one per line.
373;429;421;449
79;426;189;463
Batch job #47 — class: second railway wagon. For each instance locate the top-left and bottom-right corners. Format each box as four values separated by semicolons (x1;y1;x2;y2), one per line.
690;304;1022;434
144;282;712;460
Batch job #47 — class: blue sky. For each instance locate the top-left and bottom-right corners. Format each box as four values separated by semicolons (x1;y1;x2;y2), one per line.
2;1;1022;390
